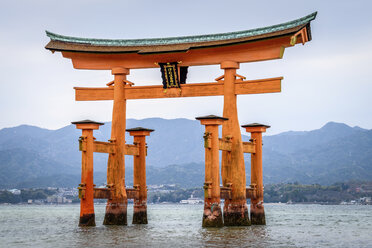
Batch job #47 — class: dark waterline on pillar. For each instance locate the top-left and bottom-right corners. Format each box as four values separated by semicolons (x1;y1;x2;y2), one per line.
223;202;251;226
79;213;96;227
103;203;127;225
202;205;223;228
250;207;266;225
133;210;148;224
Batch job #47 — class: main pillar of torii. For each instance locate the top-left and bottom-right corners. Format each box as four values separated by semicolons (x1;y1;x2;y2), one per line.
220;61;250;225
103;67;129;225
45;12;316;226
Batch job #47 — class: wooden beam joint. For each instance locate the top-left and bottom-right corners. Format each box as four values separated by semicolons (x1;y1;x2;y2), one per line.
126;187;140;199
247;184;258;200
219;186;258;200
220;186;232;199
79;138;140;155
93;188;113;199
124;144;139;156
219;137;232;151
243;141;256;153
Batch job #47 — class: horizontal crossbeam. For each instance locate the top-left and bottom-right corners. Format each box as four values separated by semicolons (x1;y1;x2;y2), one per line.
93;188;112;199
205;138;255;153
126;188;140;199
93;141;115;153
220;187;257;200
242;142;255;153
79;140;139;156
218;138;232;151
92;187;139;199
124;144;139;156
74;77;282;101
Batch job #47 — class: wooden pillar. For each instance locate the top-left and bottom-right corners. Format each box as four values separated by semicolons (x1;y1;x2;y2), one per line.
126;127;154;224
242;123;270;225
72;120;104;227
196;115;226;227
104;67;129;225
220;61;250;226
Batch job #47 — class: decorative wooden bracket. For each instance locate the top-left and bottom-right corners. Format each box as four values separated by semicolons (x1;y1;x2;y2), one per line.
290;27;308;46
124;79;134;86
78;183;86;199
203;181;212;199
106;79;134;87
106;80;114;87
215;75;224;81
235;73;246;82
203;132;211;148
215;73;246;82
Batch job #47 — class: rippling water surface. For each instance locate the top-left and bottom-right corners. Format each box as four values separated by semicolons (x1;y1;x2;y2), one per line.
0;204;371;247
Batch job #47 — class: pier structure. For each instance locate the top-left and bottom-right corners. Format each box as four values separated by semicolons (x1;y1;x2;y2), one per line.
73;120;103;226
72;120;153;226
46;12;316;226
242;123;270;225
196;115;227;227
127;127;154;224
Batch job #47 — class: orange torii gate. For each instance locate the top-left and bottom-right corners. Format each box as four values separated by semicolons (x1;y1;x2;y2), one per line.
45;12;316;227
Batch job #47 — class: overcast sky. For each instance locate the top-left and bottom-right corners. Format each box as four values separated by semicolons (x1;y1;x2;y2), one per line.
0;0;371;134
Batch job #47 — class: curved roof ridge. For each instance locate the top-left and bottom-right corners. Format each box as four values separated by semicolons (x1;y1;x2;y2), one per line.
46;12;317;47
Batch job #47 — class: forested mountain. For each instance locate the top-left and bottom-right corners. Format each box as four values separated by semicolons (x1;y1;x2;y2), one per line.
0;119;371;188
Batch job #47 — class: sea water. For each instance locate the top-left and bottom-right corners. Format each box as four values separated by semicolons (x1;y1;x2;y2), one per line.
0;204;371;247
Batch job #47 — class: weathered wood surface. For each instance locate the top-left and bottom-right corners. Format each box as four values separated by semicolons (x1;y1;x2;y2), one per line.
249;131;266;224
93;188;141;200
74;77;282;101
246;187;257;200
126;188;140;199
220;187;257;200
124;144;139;156
79;129;95;226
220;187;232;200
93;188;112;199
221;61;250;226
103;68;128;225
79;140;139;155
242;142;255;153
218;138;232;151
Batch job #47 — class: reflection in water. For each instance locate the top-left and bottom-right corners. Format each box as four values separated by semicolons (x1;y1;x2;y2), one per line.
0;204;371;247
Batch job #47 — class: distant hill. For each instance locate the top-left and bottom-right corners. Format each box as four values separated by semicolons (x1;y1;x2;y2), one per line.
261;122;372;184
0;119;371;188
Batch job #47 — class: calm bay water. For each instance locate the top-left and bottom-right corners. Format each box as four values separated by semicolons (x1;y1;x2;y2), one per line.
0;204;371;247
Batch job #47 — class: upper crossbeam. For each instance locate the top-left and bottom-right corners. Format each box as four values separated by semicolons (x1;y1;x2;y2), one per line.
74;77;282;101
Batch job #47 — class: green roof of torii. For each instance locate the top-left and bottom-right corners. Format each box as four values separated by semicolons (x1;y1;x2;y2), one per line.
45;12;317;52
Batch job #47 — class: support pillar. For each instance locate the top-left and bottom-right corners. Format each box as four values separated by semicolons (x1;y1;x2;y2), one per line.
196;115;227;227
104;67;130;225
126;127;154;224
72;120;104;227
220;61;250;226
242;123;270;225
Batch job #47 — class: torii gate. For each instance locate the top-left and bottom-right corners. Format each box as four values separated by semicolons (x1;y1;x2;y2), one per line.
45;12;316;227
